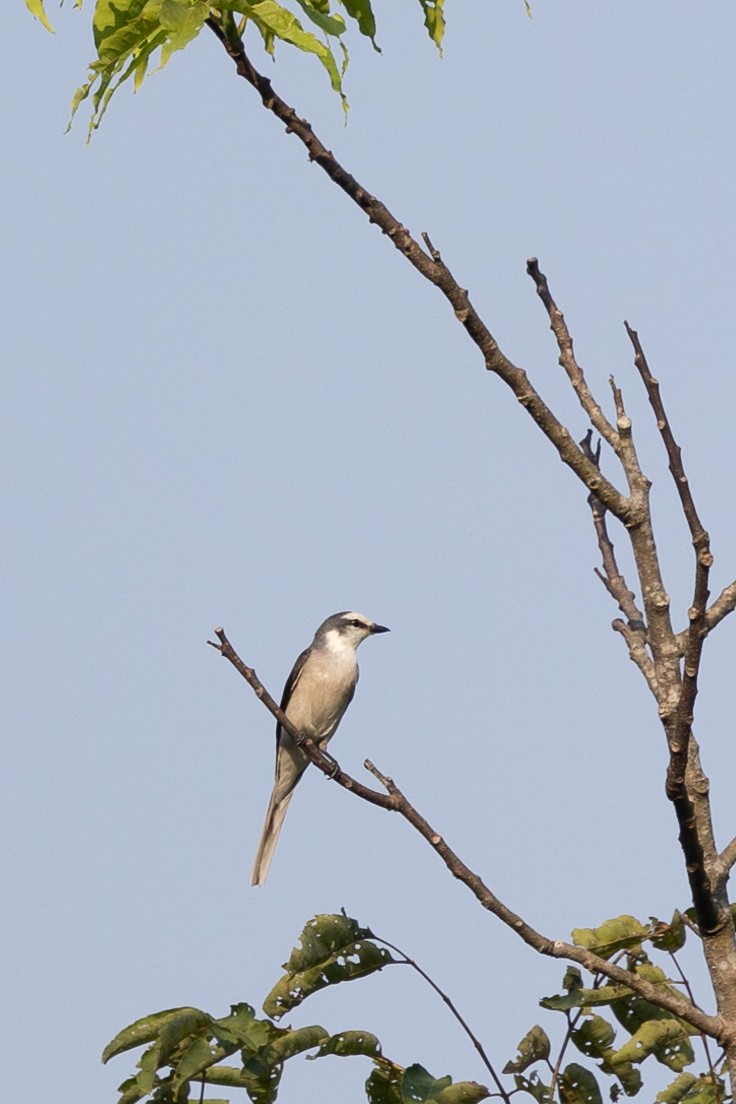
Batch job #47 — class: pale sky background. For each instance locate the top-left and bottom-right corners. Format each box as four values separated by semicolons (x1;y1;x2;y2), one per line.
4;2;736;1101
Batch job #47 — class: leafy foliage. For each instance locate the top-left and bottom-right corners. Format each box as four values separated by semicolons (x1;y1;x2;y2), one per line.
26;0;449;137
102;910;731;1104
513;913;728;1104
103;914;489;1104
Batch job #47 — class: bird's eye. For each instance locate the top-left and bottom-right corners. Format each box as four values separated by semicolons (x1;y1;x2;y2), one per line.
349;619;362;628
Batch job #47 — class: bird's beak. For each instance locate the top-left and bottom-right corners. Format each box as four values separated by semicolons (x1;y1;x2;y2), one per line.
371;623;390;634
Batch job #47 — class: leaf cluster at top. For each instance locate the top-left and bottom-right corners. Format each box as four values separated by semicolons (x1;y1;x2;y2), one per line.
24;0;449;138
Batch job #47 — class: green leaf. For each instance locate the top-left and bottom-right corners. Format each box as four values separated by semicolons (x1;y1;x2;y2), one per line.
503;1026;551;1074
24;0;54;32
172;1035;221;1088
608;1061;642;1097
292;0;346;37
102;1007;212;1064
210;1004;272;1055
649;914;687;953
435;1083;490;1104
199;1062;275;1103
116;1075;146;1104
235;1022;327;1104
570;1015;616;1058
195;1066;251;1087
263;914;394;1018
404;1064;452;1101
70;2;169;140
541;983;633;1012
559;1063;603;1104
608;964;698;1042
366;1062;403;1104
339;0;379;48
677;1075;727;1104
313;1029;383;1058
657;1074;700;1104
246;1022;328;1068
416;0;445;54
561;966;584;992
572;916;649;959
244;0;347;106
610;1019;694;1072
285;914;376;972
159;0;209;67
136;1040;165;1095
364;1062;489;1104
92;0;156;59
512;1071;551;1104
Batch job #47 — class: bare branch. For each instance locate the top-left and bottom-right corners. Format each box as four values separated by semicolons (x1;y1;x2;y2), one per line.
701;580;736;636
720;838;736;876
527;260;620;452
608;377;649;504
608;619;658;695
362;763;721;1036
625;323;709;546
212;628;723;1040
625;323;711;745
204;18;633;523
579;431;657;693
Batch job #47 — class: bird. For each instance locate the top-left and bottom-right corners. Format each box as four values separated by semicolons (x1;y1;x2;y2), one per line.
250;611;390;886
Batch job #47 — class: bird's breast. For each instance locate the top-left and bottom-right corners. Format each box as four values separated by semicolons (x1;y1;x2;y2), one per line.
285;653;357;743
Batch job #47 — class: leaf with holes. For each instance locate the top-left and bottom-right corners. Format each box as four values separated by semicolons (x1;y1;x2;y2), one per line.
560;1063;603;1104
503;1026;551;1074
263;914;394;1018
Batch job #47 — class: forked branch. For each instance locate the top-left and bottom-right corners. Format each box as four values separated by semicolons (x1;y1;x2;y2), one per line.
527;259;619;453
625;324;712;794
578;430;656;695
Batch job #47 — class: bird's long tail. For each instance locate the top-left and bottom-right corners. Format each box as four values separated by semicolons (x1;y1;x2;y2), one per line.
250;788;296;886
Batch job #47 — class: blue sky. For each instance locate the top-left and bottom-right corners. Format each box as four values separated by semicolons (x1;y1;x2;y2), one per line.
4;2;736;1101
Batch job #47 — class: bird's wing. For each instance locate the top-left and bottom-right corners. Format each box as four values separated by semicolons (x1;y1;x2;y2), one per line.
275;645;311;751
279;645;310;711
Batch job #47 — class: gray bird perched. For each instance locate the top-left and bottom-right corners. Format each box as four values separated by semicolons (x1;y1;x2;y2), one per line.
251;611;389;886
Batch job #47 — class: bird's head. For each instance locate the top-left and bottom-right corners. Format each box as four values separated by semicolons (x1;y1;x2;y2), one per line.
317;611;390;652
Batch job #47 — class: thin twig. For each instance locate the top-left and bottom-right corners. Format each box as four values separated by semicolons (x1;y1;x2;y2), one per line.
720;838;736;876
527;260;620;453
372;930;509;1102
547;1008;584;1103
700;580;736;637
605;374;686;737
579;430;656;694
624;323;708;545
669;949;719;1081
580;431;645;626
